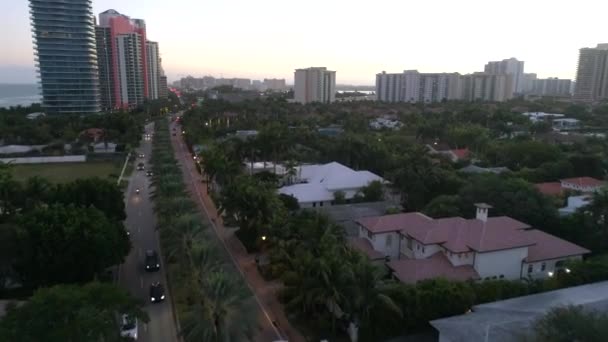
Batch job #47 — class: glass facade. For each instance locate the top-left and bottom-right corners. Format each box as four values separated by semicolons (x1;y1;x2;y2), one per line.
30;0;101;114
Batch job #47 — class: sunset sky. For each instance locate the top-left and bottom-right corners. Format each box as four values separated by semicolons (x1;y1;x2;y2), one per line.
2;0;607;85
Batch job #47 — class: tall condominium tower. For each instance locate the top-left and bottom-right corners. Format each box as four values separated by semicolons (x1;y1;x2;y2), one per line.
29;0;101;114
484;58;524;95
574;44;608;103
96;9;148;110
294;67;336;104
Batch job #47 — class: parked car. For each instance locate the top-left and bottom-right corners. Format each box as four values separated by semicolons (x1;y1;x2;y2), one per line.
144;250;160;271
120;314;138;340
149;282;165;303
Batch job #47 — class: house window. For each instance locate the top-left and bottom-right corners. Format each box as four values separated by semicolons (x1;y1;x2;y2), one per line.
407;237;413;250
528;264;533;273
312;202;316;207
541;262;546;271
422;246;426;254
458;253;462;259
499;275;504;279
386;234;392;247
367;230;373;239
319;201;324;207
417;244;420;251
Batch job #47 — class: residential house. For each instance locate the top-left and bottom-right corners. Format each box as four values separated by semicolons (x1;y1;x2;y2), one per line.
521;112;565;123
427;144;470;162
535;177;605;196
431;281;608;342
80;128;104;143
369;117;403;130
277;162;384;208
92;142;117;153
560;177;605;193
458;165;510;174
354;204;589;283
552;118;580;130
559;195;592;216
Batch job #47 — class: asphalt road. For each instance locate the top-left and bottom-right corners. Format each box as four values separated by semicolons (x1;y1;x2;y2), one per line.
120;122;179;342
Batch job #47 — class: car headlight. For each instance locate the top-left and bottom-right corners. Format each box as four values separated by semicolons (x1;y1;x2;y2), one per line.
151;297;155;301
156;264;160;267
160;295;165;300
146;265;150;269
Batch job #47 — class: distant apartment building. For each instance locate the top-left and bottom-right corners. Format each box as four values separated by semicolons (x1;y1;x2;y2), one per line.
461;73;514;102
29;0;101;114
532;77;572;96
574;44;608;103
146;41;160;100
263;78;287;91
484;57;525;94
294;67;336;104
375;70;462;103
95;10;165;110
521;73;537;94
96;10;147;110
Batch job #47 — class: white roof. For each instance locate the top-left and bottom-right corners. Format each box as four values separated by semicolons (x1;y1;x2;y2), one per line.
0;145;46;154
278;162;384;203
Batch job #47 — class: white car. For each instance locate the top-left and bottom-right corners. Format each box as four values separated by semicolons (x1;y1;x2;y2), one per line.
120;314;138;340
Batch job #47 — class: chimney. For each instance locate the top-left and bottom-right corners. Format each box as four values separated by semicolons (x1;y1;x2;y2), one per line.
474;203;492;222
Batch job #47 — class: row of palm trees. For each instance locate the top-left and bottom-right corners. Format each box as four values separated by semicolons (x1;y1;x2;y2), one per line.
148;119;257;341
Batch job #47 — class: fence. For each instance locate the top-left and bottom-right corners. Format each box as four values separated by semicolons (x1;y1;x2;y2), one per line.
0;155;86;164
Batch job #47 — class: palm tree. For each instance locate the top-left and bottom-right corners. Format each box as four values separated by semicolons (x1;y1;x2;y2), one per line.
160;213;207;263
180;271;256;342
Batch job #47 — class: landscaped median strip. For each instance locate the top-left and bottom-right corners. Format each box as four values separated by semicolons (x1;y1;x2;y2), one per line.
148;118;258;341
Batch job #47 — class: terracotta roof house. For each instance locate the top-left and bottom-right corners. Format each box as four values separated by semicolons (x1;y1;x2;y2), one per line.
536;177;605;196
534;182;564;196
560;177;605;193
79;128;104;143
354;204;589;283
426;145;471;162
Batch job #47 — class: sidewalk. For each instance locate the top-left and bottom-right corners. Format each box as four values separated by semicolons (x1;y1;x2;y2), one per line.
171;133;306;342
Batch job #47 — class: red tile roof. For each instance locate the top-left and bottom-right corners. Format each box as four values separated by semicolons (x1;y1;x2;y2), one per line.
451;149;470;160
535;182;564;196
348;237;384;260
356;212;432;234
401;216;532;253
524;229;591;262
560;177;605;189
387;252;480;284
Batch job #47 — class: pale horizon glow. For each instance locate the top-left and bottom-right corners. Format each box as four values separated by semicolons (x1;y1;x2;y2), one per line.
1;0;608;85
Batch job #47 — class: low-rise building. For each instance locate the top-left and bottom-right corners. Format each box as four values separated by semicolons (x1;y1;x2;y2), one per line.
427;145;470;162
559;195;592;216
458;165;510;174
278;162;384;208
354;204;589;283
536;177;605;196
431;281;608;342
552;118;580;130
369;117;403;130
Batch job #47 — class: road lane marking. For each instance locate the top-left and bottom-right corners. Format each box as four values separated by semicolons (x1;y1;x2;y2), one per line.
138;226;141;233
144;323;148;332
140;277;143;289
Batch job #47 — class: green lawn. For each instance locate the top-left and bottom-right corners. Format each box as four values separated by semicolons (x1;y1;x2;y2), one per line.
11;162;122;183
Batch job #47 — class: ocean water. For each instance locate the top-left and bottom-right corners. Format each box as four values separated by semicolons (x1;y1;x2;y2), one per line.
0;84;42;108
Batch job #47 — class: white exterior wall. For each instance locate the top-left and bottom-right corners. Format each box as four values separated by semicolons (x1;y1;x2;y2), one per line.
0;155;86;164
358;226;400;259
474;247;528;280
445;249;475;266
523;255;583;279
398;235;441;259
561;182;601;193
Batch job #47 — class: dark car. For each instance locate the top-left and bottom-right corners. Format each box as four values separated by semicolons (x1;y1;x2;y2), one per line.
144;250;160;271
137;162;144;170
138;153;145;158
149;282;165;303
146;170;153;177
